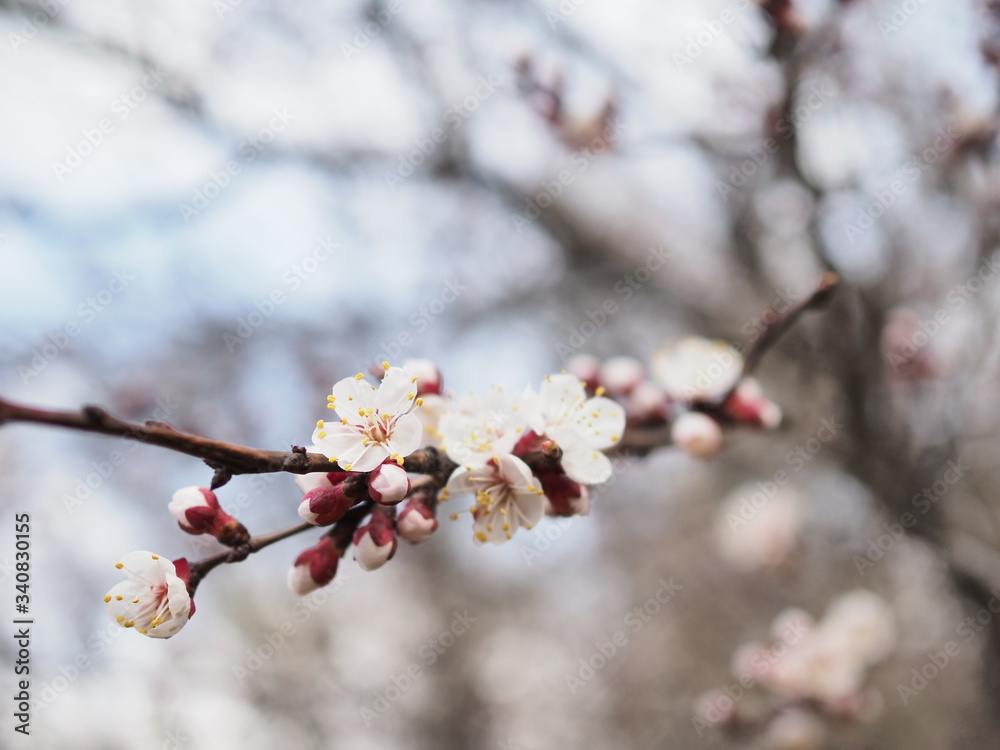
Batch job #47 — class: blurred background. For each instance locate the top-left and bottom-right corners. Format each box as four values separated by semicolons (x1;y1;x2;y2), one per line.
1;0;1000;747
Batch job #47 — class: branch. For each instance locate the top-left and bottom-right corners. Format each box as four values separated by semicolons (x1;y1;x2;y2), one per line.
737;271;840;381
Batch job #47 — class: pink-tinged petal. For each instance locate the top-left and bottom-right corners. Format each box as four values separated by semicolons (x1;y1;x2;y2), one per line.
538;373;587;422
385;413;423;459
376;366;419;414
169;487;217;515
354;534;396;571
571;396;626;450
397;504;438;543
288;564;319;596
369;463;410;505
294;472;335;494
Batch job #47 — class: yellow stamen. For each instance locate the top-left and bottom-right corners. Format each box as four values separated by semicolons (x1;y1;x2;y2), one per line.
103;595;111;603
382;361;390;370
355;373;365;380
316;420;325;429
596;386;606;396
115;563;124;569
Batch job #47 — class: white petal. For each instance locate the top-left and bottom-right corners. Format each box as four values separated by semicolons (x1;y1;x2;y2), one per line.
386;413;423;459
550;427;613;484
331;375;378;423
117;551;173;586
571;396;626;450
538;373;587;422
376;366;418;414
346;444;390;473
496;453;534;489
312;425;366;464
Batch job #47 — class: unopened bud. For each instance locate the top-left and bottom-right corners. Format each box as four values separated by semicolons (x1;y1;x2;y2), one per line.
168;486;249;547
598;355;645;395
368;463;410;505
402;358;443;395
671;411;724;458
288;537;341;595
397;500;438;543
353;512;397;571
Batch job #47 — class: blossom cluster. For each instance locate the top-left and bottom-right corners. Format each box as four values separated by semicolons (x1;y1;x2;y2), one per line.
567;335;782;459
102;338;787;639
695;589;897;749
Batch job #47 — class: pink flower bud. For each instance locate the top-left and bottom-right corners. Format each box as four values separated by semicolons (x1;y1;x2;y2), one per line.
397;501;438;543
294;471;353;495
368;463;410;505
298;485;354;527
288;537;341;596
168;487;249;547
402;358;443;395
763;709;825;750
598;356;645;395
353;512;397;572
671;412;724;458
723;378;782;429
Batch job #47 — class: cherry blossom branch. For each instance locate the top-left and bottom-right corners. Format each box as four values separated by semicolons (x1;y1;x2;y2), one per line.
0;398;342;487
187;501;374;589
736;271;840;382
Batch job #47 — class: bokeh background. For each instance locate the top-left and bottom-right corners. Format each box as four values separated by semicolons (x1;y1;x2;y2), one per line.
2;0;1000;747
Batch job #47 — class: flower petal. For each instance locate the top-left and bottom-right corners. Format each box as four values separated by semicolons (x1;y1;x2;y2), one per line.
538;373;588;422
376;366;418;414
550;425;614;484
571;396;626;450
331;375;378;424
385;413;423;459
